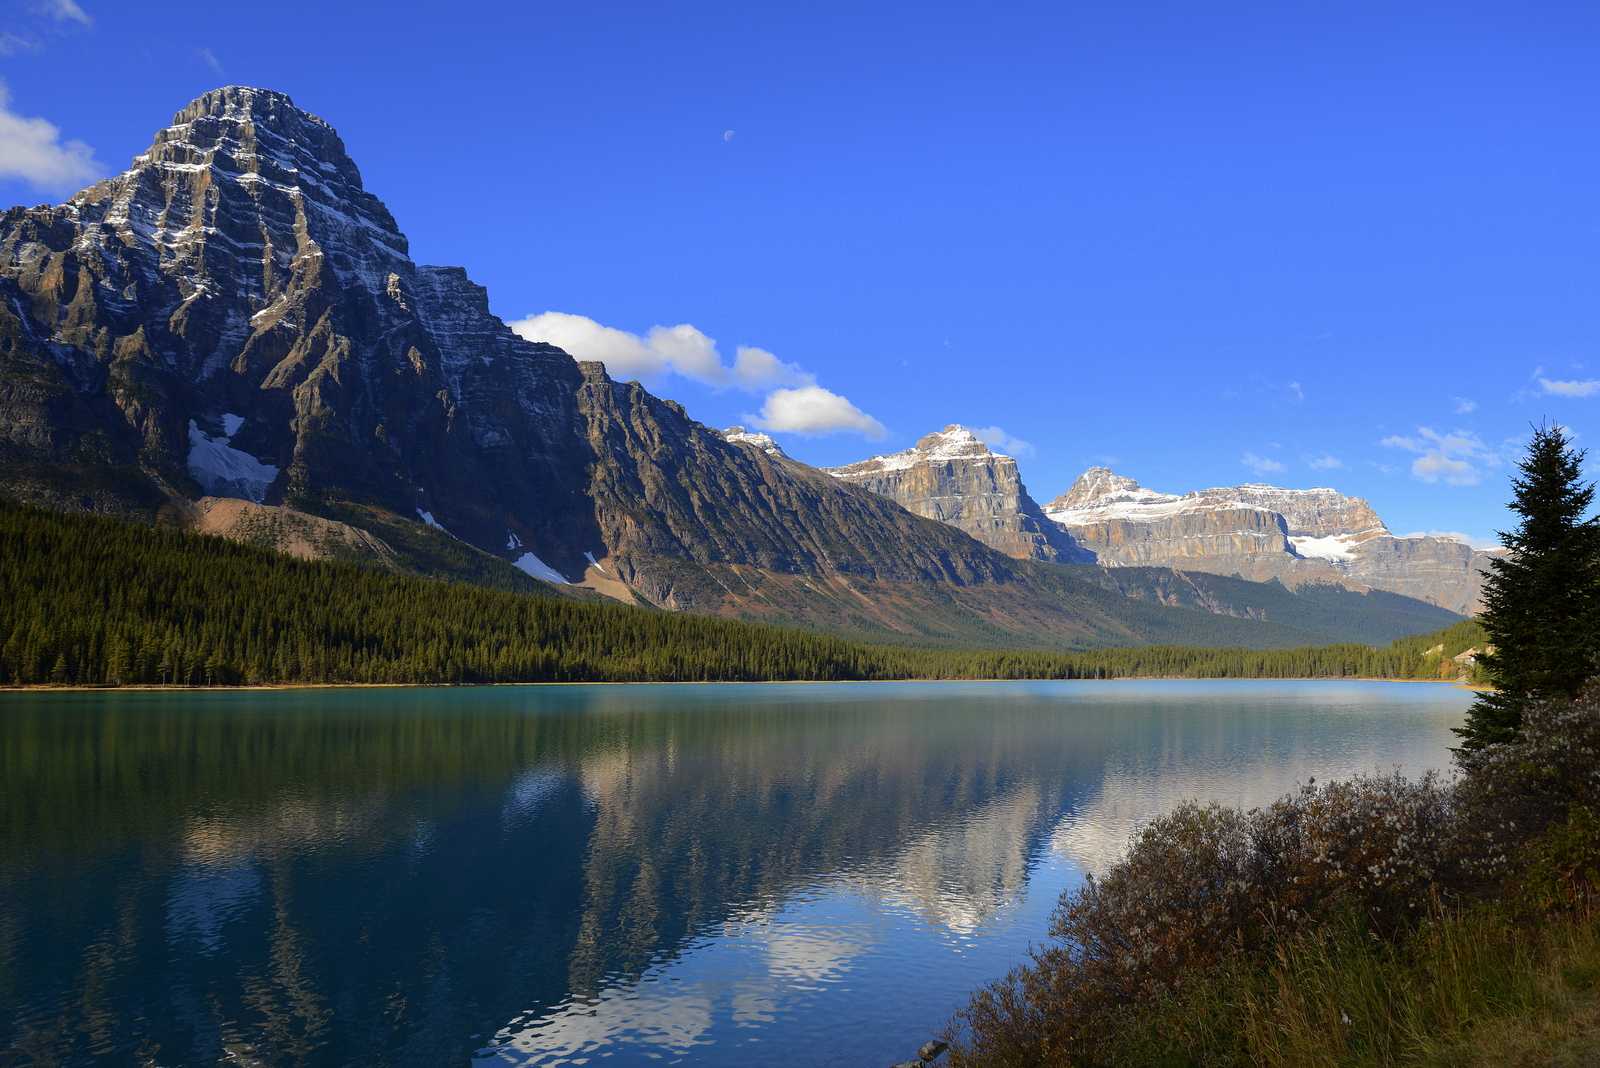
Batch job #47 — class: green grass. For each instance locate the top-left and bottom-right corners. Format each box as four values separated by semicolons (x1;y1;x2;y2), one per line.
1091;903;1600;1068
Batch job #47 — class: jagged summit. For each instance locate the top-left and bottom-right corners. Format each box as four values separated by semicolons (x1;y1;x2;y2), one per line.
172;86;306;122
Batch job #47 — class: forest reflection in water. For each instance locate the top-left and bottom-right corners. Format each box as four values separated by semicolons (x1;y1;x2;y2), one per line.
0;681;1467;1066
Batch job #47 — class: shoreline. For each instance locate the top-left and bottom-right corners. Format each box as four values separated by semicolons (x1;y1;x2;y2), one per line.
0;676;1486;694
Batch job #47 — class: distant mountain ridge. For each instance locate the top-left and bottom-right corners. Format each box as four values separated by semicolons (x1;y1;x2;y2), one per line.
827;434;1493;614
1044;466;1496;613
0;87;1463;649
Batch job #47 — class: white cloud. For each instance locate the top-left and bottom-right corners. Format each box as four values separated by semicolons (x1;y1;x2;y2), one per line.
1287;381;1305;402
1453;397;1478;414
0;80;101;190
510;311;664;379
731;346;813;390
1380;426;1499;486
722;129;735;143
510;311;874;438
1307;454;1343;470
1412;453;1477;484
970;426;1036;458
1539;377;1600;398
0;33;39;55
750;386;886;438
645;323;723;382
39;0;91;25
510;311;817;393
1400;530;1501;551
198;47;224;75
1241;452;1286;475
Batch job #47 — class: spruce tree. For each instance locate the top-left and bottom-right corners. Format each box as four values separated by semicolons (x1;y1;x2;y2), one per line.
1457;424;1600;752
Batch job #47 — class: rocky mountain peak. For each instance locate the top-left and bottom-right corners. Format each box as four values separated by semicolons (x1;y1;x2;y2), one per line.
830;425;995;479
1049;467;1149;513
150;87;370;192
65;83;408;299
912;424;994;459
827;425;1086;563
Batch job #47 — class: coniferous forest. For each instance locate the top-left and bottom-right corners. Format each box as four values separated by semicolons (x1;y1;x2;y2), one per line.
0;499;1485;688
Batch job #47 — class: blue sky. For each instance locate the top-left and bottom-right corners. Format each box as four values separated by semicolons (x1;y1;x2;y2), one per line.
2;0;1598;544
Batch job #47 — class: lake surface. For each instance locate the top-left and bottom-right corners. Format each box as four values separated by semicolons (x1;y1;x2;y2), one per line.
0;681;1469;1066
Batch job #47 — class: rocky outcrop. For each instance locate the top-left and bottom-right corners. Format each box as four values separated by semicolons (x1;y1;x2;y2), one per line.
720;425;786;457
1046;467;1495;614
827;426;1088;562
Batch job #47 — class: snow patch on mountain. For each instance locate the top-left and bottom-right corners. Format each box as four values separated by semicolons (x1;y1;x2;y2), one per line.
415;510;455;538
1290;534;1362;562
513;552;570;585
185;416;277;503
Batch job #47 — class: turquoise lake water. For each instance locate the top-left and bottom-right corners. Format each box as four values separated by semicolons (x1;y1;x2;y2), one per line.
0;680;1470;1066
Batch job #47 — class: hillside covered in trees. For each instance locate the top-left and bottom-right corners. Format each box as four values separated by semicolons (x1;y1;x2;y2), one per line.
0;500;1483;688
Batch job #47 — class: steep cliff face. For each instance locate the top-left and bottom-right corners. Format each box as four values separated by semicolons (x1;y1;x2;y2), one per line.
1045;467;1494;613
826;426;1088;562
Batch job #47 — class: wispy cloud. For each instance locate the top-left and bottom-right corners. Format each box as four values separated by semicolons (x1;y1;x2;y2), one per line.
1380;426;1500;486
1307;454;1343;470
750;386;886;438
0;80;101;190
198;47;224;75
38;0;91;26
1287;381;1305;402
1539;377;1600;398
0;32;39;55
722;129;735;143
971;426;1036;458
1452;396;1477;415
1241;451;1286;475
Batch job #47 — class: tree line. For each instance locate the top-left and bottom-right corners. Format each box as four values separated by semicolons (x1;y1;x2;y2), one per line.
0;499;1486;688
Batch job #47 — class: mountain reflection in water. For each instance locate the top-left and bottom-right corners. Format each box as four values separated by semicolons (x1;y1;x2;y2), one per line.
0;681;1467;1066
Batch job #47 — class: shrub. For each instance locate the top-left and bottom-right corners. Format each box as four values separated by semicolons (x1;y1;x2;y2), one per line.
949;773;1463;1066
1511;807;1600;918
1454;682;1600;887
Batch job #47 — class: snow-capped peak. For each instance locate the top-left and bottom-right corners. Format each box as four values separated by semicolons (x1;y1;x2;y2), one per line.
827;424;999;476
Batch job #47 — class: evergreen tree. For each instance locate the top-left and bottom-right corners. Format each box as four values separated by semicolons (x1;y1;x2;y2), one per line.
1458;424;1600;752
